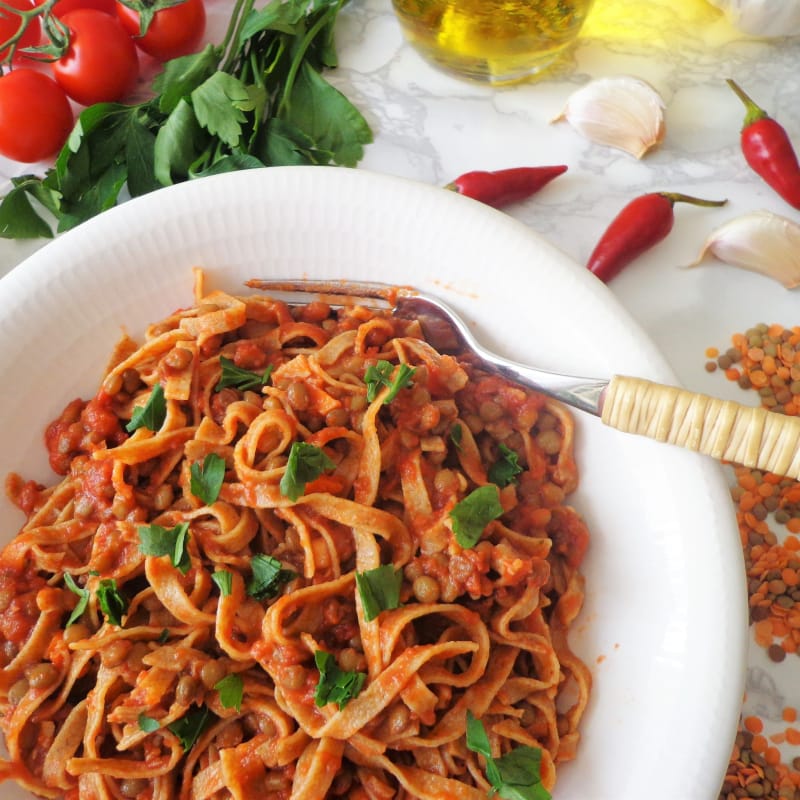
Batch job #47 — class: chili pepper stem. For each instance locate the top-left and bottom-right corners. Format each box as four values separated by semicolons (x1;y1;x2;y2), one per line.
659;192;727;208
726;78;768;128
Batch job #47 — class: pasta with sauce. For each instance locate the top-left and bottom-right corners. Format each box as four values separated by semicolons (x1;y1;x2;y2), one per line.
0;270;591;800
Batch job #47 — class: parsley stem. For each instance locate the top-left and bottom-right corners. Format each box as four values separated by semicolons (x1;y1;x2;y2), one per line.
220;0;255;73
277;0;344;116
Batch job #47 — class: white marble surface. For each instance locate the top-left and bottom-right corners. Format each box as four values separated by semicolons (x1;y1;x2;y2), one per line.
2;0;800;790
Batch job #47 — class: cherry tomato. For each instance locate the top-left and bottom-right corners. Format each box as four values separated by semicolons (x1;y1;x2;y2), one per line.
0;0;41;61
52;0;116;17
52;9;139;105
115;0;206;61
0;69;73;162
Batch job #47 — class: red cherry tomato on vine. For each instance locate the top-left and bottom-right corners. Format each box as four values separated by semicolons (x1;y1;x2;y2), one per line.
52;0;116;17
115;0;206;61
52;9;139;105
0;0;41;61
0;69;73;162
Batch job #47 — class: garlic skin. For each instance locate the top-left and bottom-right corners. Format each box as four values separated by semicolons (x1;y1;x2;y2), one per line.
552;76;666;159
706;0;800;38
690;211;800;288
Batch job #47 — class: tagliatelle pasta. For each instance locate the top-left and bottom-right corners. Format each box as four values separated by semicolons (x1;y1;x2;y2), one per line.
0;270;591;800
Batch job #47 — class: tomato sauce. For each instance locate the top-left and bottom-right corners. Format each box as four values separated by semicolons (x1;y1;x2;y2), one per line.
5;474;46;516
549;507;590;568
71;456;115;518
45;392;126;475
0;567;44;645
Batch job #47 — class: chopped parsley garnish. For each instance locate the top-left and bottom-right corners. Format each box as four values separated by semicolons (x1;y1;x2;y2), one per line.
138;713;160;733
168;706;212;752
449;485;504;549
279;441;335;502
355;565;402;622
211;569;233;597
216;356;273;393
126;383;166;433
63;573;90;627
214;673;244;713
466;711;551;800
246;554;296;600
96;579;128;627
313;650;366;710
488;443;524;488
450;423;463;450
190;452;226;505
138;522;191;574
364;360;416;404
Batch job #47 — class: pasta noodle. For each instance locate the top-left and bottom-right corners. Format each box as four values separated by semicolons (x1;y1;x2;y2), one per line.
0;270;591;799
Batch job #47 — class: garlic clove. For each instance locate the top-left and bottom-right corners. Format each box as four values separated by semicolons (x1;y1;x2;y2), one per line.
706;0;800;38
690;210;800;288
552;75;666;159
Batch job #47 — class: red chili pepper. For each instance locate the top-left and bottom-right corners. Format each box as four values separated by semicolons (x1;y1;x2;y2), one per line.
727;78;800;209
446;165;567;209
587;192;727;283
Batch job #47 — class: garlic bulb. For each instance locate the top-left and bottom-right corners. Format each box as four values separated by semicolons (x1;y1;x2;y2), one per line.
690;211;800;288
552;76;666;159
707;0;800;38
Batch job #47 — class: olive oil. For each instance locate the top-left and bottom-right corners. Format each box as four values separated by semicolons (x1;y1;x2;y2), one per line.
392;0;594;84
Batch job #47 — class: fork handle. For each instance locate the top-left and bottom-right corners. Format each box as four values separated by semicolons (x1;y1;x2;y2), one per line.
601;375;800;478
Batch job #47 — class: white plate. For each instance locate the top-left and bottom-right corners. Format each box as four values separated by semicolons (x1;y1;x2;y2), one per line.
0;166;746;799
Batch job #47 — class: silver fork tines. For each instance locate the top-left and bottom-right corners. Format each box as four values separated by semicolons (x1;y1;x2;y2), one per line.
247;278;609;416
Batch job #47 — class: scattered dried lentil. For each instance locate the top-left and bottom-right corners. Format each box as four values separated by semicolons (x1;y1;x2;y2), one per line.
710;323;800;800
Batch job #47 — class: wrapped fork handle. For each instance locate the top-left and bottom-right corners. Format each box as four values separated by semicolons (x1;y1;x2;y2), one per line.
603;375;800;478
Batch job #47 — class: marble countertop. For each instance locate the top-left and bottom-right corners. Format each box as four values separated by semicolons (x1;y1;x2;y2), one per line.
2;0;800;795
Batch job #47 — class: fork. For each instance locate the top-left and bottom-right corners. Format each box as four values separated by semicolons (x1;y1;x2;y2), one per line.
247;278;800;480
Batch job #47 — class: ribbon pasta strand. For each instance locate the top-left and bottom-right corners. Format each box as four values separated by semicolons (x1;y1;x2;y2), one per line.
0;272;591;798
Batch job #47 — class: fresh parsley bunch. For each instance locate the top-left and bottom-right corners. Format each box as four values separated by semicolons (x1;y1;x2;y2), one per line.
0;0;372;239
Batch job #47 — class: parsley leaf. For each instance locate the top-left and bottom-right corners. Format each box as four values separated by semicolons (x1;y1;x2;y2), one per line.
465;709;492;757
192;72;261;149
450;423;463;450
190;453;226;505
449;485;504;549
214;673;244;712
96;579;128;626
168;706;212;751
126;383;166;433
246;554;296;600
0;179;56;239
279;441;335;502
280;60;373;168
153;44;221;115
63;573;90;627
466;711;551;800
488;443;524;488
364;360;416;404
216;356;273;393
355;565;402;622
211;569;233;597
138;713;160;733
313;650;366;710
138;522;191;574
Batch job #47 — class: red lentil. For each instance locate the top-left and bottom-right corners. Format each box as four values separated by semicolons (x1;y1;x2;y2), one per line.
711;324;800;799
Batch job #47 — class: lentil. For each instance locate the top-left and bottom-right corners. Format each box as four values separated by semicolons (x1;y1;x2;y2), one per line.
26;662;58;689
200;659;227;690
119;778;149;798
175;675;199;706
709;323;800;798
